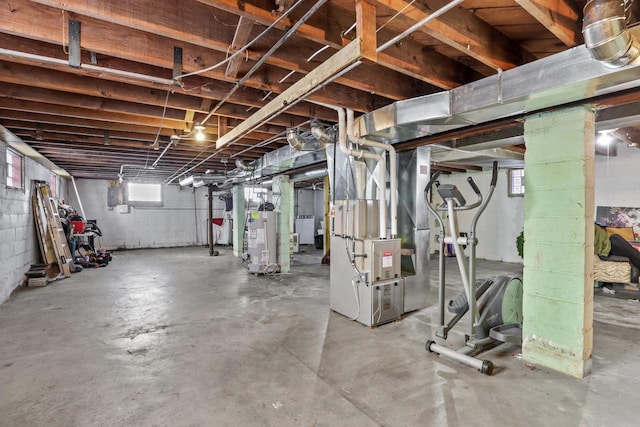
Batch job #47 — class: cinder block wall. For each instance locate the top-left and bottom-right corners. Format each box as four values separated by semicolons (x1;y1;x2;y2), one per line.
71;179;227;250
0;140;68;304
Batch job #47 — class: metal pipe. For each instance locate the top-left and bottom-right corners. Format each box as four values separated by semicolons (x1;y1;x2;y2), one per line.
70;176;86;219
346;109;398;238
151;139;174;168
286;128;304;150
446;199;476;327
200;0;329;126
0;48;176;86
208;184;215;256
424;172;446;330
175;0;307;80
377;0;464;53
235;159;254;171
583;0;639;67
427;341;493;375
309;102;386;239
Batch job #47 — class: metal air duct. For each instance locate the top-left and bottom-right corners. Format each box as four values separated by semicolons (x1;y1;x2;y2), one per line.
287;128;304;151
235;159;255;171
310;120;332;144
286;127;326;151
583;0;639;67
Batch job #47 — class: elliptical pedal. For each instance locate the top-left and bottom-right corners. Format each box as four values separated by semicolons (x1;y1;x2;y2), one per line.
447;278;495;314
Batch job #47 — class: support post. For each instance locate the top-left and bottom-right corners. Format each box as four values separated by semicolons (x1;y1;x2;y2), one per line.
323;175;330;259
273;175;293;273
207;184;216;256
232;184;246;257
522;106;595;378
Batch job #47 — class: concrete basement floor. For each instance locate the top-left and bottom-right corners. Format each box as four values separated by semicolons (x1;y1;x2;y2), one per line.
1;246;640;426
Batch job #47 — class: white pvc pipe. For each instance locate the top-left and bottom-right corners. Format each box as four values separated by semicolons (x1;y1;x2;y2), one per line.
309;102;387;239
338;110;387;239
0;48;176;86
346;109;397;238
70;176;87;220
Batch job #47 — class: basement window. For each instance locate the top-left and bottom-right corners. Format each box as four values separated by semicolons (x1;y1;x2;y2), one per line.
127;182;163;207
50;172;58;197
6;148;24;190
508;168;525;197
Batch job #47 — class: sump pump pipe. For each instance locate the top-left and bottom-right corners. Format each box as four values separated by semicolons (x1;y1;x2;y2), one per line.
310;103;387;239
346;109;397;239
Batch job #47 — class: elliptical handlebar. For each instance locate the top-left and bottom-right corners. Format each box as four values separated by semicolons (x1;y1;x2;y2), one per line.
470;161;498;232
467;177;481;195
424;171;442;197
490;160;498;186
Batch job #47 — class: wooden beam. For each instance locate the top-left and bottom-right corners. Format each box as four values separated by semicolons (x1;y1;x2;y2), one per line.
217;39;363;149
225;17;255;79
0;34;343;123
374;0;537;70
19;0;401;105
514;0;582;47
0;98;189;130
356;0;377;62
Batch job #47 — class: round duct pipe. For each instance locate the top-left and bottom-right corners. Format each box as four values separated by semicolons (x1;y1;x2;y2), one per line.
286;128;304;151
583;0;639;67
235;159;254;171
310;120;332;144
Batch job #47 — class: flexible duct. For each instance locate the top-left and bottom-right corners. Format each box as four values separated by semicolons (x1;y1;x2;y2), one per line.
583;0;639;67
346;109;398;239
312;105;387;239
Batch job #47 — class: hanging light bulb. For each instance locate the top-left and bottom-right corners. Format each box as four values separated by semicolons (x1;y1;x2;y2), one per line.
194;123;206;142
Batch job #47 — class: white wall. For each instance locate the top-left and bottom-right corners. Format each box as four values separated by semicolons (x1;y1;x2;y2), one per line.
0;140;69;304
595;144;640;209
294;187;325;235
429;169;525;263
70;180;226;250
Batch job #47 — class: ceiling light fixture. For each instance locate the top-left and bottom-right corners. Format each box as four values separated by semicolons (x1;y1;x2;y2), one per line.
194;123;206;142
597;131;613;146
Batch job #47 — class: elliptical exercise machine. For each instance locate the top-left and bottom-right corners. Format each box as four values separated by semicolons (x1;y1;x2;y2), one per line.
424;162;523;375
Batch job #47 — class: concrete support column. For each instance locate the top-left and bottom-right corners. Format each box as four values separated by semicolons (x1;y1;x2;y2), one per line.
273;175;293;273
522;106;595;378
232;184;245;257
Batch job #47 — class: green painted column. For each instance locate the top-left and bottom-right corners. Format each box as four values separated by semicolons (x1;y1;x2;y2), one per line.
522;106;595;378
232;184;246;257
273;175;293;273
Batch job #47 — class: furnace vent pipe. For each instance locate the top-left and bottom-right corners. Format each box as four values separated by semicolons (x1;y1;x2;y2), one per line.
583;0;640;67
235;159;254;171
287;126;327;151
346;109;398;239
286;128;304;151
311;104;387;239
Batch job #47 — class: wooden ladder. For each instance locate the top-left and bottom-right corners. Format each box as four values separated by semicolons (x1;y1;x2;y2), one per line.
35;183;73;278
